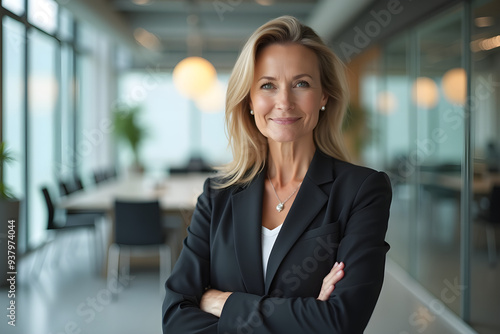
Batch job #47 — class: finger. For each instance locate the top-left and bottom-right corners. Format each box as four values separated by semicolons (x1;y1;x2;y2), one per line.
317;283;334;301
321;271;343;294
322;262;344;285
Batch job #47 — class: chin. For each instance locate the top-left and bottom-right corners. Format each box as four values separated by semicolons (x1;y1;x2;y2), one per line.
268;136;298;144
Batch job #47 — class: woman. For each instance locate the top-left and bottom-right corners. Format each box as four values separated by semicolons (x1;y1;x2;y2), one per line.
162;16;391;333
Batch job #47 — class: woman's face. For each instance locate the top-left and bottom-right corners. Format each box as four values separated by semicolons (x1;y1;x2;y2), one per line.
249;43;327;145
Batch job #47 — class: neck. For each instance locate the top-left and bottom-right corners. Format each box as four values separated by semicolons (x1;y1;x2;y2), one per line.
267;139;315;186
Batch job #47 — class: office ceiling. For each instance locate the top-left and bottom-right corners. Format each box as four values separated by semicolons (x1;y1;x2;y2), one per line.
61;0;375;70
113;0;319;70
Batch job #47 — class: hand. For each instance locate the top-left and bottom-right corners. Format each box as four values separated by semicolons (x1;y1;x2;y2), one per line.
317;262;345;301
200;288;232;318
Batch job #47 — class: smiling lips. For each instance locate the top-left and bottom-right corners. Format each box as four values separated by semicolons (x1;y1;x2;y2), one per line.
270;117;301;125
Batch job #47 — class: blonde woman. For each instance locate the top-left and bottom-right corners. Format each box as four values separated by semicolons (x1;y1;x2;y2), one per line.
163;16;391;333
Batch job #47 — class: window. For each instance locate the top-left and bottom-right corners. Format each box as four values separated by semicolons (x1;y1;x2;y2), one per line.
27;28;58;248
2;16;25;250
2;0;24;16
27;0;58;34
118;71;232;173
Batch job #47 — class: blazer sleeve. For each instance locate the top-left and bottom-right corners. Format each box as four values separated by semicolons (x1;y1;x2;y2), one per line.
217;171;392;334
162;178;219;333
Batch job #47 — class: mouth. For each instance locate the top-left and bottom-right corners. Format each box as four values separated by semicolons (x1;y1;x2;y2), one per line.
270;117;301;125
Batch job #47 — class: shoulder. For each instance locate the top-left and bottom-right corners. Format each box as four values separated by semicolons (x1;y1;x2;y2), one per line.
317;152;392;193
200;174;243;200
333;159;387;181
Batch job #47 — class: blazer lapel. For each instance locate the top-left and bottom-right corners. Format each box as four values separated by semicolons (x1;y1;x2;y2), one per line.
231;171;266;295
264;151;335;293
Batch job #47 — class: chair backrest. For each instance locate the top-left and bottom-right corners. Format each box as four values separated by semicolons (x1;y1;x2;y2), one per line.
41;187;56;229
59;180;71;196
74;176;84;191
114;200;164;246
490;185;500;223
94;170;105;184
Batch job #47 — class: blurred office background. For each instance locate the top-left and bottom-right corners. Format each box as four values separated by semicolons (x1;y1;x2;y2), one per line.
1;0;499;333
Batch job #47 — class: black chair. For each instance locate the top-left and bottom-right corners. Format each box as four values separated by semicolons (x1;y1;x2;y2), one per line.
476;185;500;266
74;175;84;191
107;200;171;296
58;179;72;196
93;170;107;184
33;187;103;275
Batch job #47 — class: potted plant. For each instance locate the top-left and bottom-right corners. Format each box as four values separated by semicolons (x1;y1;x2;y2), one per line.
0;142;20;286
112;106;147;174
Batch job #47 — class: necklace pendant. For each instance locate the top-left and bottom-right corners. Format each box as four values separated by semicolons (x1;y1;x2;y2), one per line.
276;203;284;212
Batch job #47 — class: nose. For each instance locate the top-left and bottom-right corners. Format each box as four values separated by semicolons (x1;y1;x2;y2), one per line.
275;87;294;111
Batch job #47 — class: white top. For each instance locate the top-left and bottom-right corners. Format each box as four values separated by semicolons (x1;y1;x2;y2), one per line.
261;224;283;279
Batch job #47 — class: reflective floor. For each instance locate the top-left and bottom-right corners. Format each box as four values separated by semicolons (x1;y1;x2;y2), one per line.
387;184;500;334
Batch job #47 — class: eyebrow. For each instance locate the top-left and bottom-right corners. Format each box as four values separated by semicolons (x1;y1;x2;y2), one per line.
257;74;314;81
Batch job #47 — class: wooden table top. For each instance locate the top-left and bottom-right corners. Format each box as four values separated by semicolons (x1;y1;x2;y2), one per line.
59;173;209;214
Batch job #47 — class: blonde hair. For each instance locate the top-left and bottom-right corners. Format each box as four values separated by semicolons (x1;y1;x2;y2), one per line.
216;16;349;188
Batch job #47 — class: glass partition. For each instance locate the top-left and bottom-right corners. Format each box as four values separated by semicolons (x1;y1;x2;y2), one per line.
360;2;465;317
414;7;464;316
471;0;500;332
381;34;413;273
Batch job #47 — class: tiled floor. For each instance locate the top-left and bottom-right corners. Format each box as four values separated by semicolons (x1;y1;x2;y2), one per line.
0;229;481;334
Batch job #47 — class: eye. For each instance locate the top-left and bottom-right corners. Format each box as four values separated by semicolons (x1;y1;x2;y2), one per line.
295;81;310;88
261;82;274;90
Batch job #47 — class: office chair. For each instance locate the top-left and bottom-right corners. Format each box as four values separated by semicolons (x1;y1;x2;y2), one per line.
93;170;106;184
476;185;500;266
107;200;171;297
33;187;103;275
58;179;72;196
74;175;84;191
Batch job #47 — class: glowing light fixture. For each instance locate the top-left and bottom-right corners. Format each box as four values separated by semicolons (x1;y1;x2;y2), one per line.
255;0;274;6
195;80;226;113
132;0;151;5
471;35;500;52
442;68;467;105
474;16;494;28
133;28;161;51
173;57;217;99
376;91;397;115
412;77;438;109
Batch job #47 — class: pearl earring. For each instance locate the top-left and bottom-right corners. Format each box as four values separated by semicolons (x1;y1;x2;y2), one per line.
250;110;254;115
321;106;326;111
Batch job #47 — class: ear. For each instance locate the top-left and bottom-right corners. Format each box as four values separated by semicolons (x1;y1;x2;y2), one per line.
320;93;328;109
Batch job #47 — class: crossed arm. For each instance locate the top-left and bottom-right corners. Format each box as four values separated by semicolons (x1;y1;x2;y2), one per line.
163;171;391;333
200;262;345;317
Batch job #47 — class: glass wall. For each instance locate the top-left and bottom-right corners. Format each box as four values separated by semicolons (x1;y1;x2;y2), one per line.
2;16;25;250
117;72;232;173
363;7;465;316
414;7;464;316
471;1;500;333
2;0;23;16
1;2;117;253
27;28;58;247
377;33;413;274
358;1;500;333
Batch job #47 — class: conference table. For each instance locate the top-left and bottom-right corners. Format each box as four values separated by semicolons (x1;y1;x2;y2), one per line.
60;173;209;216
419;171;500;196
59;173;210;268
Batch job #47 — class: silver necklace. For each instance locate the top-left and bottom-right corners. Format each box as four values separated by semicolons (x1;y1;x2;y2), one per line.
267;174;302;212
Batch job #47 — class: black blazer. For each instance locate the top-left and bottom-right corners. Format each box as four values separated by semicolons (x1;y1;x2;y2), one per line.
162;150;392;333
